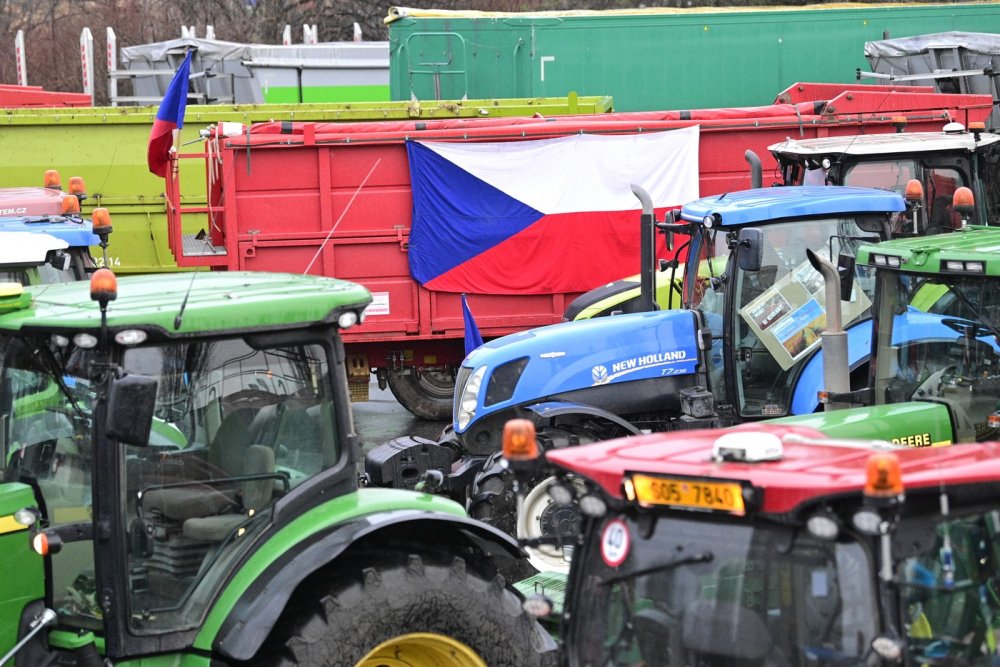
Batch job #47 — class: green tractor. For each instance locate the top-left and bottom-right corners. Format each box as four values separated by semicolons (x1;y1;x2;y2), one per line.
770;224;1000;445
0;271;552;666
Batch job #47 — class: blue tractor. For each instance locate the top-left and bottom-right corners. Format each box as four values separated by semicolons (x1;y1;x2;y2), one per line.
367;184;917;568
0;175;107;284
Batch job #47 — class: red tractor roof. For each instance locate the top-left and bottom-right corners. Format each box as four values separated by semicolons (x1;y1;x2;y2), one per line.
545;424;1000;514
0;187;64;218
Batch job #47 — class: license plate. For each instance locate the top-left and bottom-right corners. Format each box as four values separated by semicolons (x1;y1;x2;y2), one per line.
630;474;746;515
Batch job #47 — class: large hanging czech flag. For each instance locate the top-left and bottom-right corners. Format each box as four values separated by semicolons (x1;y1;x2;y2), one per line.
406;126;700;295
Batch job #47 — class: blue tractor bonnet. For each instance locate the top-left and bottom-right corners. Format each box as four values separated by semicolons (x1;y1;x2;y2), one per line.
456;309;700;433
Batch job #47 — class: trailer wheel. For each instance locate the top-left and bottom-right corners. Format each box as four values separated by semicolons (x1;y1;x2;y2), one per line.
387;369;454;420
257;554;553;667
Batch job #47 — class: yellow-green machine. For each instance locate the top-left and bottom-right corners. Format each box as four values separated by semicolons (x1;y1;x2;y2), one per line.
0;95;612;274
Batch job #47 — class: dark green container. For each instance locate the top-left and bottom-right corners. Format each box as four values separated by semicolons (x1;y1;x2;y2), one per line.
387;3;1000;111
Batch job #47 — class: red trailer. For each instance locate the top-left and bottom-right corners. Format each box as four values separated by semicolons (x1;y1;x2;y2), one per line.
0;84;90;107
164;83;992;419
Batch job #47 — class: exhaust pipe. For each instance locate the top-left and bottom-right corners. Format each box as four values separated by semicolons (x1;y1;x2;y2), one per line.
745;150;762;189
631;184;657;313
806;248;849;411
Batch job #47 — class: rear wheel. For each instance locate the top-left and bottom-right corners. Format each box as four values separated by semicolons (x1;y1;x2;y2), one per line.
256;553;553;666
387;369;454;421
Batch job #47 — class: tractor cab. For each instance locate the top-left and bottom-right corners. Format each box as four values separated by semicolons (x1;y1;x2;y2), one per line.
674;185;904;420
0;172;106;284
770;122;1000;232
511;420;1000;667
775;224;1000;447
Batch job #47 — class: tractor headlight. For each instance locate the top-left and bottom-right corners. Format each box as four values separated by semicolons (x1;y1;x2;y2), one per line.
456;366;487;430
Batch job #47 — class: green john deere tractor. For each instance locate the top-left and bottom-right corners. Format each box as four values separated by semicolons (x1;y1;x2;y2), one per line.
0;270;552;666
771;224;1000;445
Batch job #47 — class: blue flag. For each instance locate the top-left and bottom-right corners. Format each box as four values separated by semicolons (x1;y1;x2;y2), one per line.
147;50;192;177
462;293;484;355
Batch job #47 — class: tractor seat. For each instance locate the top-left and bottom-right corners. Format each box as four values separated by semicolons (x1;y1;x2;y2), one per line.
182;444;276;542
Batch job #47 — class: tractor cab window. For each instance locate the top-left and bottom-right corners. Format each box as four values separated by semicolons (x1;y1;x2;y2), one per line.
570;513;878;667
874;271;1000;442
0;335;99;625
731;217;874;417
899;507;1000;666
684;227;730;400
121;337;338;634
842;160;972;233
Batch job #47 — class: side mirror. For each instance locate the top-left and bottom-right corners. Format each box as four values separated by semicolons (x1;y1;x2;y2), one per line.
47;250;71;272
736;228;764;272
837;253;856;302
107;373;158;447
662;209;677;252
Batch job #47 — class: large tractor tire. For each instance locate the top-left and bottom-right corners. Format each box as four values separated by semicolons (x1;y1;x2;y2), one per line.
386;369;454;421
256;553;554;667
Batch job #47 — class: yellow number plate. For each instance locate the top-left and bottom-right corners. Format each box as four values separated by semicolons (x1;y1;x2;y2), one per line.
630;474;746;515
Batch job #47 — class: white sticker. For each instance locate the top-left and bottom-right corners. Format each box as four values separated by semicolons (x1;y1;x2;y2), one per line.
365;292;390;316
601;518;631;567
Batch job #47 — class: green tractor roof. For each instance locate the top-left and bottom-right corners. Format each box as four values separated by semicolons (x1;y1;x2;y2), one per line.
0;271;372;336
856;225;1000;277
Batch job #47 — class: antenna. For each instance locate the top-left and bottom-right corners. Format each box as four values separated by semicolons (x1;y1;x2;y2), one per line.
174;272;197;330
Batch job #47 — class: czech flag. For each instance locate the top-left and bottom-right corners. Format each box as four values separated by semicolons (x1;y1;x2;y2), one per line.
147;51;192;178
461;293;484;355
405;126;699;295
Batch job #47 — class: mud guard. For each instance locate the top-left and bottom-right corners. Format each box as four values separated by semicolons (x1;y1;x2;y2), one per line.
524;400;643;435
211;511;526;661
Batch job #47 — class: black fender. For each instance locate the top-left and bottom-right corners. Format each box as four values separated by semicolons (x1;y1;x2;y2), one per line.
524;400;642;435
213;510;525;661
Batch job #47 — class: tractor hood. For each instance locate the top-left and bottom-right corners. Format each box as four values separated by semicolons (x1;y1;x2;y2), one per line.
453;308;699;433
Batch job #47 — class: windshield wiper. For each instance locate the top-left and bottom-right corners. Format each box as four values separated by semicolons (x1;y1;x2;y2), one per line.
600;551;714;586
36;343;86;421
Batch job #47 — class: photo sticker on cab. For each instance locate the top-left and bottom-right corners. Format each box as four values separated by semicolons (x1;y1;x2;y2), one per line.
601;518;631;567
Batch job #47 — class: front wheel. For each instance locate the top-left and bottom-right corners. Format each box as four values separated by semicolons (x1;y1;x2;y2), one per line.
386;369;455;421
257;553;554;666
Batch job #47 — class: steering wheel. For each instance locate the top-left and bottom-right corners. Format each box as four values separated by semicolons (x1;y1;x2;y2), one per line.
941;318;996;340
223;389;282;411
913;365;966;399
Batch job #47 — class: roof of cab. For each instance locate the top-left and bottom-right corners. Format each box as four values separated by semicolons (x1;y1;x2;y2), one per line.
0;271;372;336
856;225;1000;276
679;185;905;226
769;130;1000;158
545;423;1000;515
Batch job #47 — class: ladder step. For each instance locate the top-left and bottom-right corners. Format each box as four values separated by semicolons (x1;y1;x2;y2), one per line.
182;233;227;257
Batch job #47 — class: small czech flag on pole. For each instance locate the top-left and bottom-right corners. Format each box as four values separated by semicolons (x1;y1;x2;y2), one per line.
461;293;484;356
147;50;192;178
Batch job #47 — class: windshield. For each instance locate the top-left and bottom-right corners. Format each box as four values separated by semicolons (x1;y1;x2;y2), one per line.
844;161;969;233
898;507;1000;666
874;271;1000;441
1;333;340;634
687;217;878;417
568;513;878;667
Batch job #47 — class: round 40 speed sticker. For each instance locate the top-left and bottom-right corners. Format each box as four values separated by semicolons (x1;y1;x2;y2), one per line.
601;518;631;567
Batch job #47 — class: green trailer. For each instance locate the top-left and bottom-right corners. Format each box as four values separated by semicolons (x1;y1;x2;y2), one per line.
387;3;1000;112
0;95;611;274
